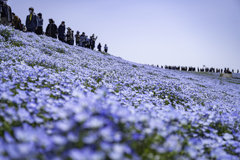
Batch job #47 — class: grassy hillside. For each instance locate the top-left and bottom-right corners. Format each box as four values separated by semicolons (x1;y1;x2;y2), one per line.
0;25;240;160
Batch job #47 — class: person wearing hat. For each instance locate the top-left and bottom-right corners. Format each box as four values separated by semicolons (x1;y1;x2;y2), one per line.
75;31;80;46
35;13;43;35
25;7;38;32
0;0;12;26
58;21;65;42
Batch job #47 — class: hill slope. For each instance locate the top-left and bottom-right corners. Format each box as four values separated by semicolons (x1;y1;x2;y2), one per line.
0;25;240;160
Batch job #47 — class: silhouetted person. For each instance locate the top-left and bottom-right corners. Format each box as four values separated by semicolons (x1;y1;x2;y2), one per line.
70;30;74;45
97;43;102;52
104;44;108;53
58;21;65;42
90;34;98;50
75;31;80;46
66;27;72;45
26;7;38;32
80;32;86;47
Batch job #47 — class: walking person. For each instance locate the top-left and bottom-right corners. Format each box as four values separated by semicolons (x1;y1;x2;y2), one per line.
0;0;12;26
35;13;43;35
90;34;98;50
58;21;65;42
46;19;57;38
75;31;80;46
12;12;20;29
104;44;108;53
97;43;102;52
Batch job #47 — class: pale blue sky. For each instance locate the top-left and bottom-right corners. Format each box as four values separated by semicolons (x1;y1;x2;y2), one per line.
9;0;240;70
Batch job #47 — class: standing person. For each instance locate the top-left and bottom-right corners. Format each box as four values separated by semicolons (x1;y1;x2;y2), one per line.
70;30;74;45
35;13;43;35
89;36;93;49
25;7;38;32
45;19;52;37
97;43;102;52
90;34;98;50
66;27;72;45
85;35;90;48
0;0;12;26
58;21;65;42
12;13;20;29
75;31;80;46
46;19;57;38
80;32;86;47
104;44;108;53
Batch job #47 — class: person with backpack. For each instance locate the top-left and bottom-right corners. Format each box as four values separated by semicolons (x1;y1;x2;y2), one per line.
35;13;43;35
90;34;98;50
97;43;102;52
104;44;108;53
46;19;57;38
75;31;80;46
12;12;20;29
25;7;38;32
79;32;86;47
0;0;12;26
58;21;65;42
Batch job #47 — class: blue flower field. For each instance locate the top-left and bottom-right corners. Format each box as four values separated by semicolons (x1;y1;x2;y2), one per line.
0;25;240;160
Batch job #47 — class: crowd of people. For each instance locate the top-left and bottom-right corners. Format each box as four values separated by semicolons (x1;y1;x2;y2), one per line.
161;65;239;74
0;1;109;52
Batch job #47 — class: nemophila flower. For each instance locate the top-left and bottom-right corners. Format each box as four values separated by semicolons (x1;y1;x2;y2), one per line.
69;148;105;160
51;135;67;145
1;26;240;159
55;120;74;132
163;135;182;152
223;133;234;140
84;116;105;128
4;132;15;143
